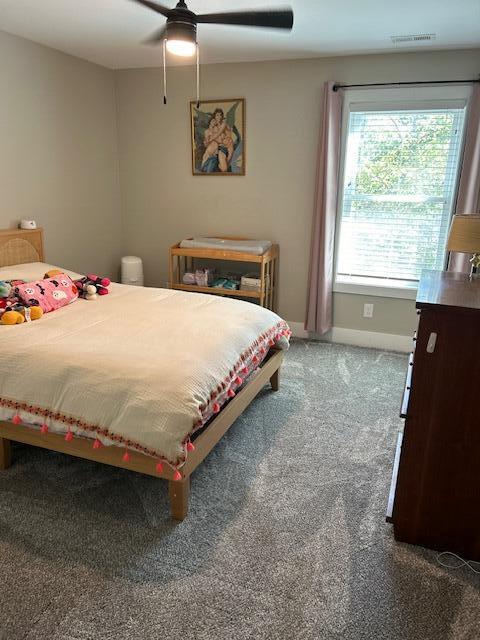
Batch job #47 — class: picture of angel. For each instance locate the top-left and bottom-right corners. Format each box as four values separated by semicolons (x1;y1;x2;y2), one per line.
190;99;245;175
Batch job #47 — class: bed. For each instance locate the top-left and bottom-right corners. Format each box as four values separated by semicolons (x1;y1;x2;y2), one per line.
0;228;289;519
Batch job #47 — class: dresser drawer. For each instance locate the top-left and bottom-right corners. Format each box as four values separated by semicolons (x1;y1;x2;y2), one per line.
400;353;413;418
386;432;403;522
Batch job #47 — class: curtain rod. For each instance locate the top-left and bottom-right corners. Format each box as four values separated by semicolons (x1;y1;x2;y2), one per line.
332;78;480;91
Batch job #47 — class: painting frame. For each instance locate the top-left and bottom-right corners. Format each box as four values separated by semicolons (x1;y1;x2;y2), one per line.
190;98;246;176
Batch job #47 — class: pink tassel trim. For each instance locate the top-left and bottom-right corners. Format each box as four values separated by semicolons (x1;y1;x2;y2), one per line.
186;441;195;452
194;320;290;435
65;430;73;442
40;424;49;434
12;415;21;425
122;450;131;462
93;439;102;450
154;461;182;480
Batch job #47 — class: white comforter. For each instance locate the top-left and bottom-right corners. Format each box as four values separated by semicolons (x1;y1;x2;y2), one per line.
0;283;289;469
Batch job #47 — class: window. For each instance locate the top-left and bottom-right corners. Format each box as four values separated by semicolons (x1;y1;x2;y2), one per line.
335;88;469;297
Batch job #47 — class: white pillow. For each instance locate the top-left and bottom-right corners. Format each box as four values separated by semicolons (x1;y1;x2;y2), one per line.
0;262;84;282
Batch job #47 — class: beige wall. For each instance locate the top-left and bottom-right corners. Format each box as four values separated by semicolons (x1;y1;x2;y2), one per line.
116;48;480;335
1;32;477;336
0;30;121;279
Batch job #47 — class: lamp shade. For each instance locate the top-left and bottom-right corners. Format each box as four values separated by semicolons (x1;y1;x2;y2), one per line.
447;214;480;253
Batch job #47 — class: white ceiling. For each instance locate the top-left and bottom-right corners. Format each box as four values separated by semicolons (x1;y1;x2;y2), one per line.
0;0;479;69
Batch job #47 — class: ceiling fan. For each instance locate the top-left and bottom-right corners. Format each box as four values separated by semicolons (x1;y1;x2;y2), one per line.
132;0;294;104
133;0;294;56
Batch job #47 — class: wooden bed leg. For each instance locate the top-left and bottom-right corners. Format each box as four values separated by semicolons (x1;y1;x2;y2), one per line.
169;476;190;521
270;367;280;391
0;437;12;470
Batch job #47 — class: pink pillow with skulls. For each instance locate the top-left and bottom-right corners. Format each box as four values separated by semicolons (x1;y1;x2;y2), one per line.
16;273;78;313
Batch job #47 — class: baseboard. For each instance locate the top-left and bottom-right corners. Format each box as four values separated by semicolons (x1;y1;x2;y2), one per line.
287;321;310;339
287;321;411;353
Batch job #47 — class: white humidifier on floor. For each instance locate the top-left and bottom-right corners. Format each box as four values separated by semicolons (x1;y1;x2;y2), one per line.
121;256;144;286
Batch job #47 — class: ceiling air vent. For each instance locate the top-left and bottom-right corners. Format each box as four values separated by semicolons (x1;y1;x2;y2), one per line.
391;33;436;44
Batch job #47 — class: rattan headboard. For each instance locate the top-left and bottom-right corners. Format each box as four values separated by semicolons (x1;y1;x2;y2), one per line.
0;228;44;267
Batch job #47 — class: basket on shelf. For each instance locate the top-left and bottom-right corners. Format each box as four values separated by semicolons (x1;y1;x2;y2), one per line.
240;274;270;293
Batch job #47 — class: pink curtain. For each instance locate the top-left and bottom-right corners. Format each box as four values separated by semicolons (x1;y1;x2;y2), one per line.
305;81;343;334
448;84;480;273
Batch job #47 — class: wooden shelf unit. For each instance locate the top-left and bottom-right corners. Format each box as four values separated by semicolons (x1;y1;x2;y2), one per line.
169;237;278;310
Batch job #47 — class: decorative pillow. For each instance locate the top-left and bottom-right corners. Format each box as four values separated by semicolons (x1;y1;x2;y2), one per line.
0;262;84;283
16;273;78;313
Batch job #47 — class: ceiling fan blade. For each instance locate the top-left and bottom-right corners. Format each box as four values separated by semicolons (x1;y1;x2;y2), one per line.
144;24;168;44
132;0;171;18
196;8;293;30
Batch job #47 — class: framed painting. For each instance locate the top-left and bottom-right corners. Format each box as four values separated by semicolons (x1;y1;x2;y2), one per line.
190;98;245;175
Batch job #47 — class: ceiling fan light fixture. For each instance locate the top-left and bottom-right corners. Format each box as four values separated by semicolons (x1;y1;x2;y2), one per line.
164;17;197;56
165;38;196;56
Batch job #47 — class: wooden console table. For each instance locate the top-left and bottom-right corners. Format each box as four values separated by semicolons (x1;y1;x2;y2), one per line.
387;270;480;561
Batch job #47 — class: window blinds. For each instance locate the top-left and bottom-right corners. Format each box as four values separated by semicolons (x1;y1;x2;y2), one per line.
336;108;466;282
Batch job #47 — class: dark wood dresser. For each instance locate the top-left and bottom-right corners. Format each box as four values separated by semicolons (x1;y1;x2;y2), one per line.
387;269;480;561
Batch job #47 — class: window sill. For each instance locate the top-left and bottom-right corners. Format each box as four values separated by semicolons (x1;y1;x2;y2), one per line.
334;276;418;300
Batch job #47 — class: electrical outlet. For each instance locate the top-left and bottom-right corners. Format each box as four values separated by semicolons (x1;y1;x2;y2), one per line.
363;303;374;318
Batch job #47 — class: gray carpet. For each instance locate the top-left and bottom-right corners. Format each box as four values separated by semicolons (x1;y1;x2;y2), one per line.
1;340;479;640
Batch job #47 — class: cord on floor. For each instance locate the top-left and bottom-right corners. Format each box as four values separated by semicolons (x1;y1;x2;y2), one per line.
437;551;480;574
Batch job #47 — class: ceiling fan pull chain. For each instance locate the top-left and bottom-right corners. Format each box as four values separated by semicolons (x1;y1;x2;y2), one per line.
196;43;200;108
163;38;167;105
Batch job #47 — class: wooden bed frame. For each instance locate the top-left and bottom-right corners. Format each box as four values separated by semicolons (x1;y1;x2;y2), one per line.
0;228;284;520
